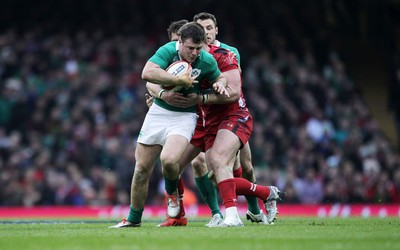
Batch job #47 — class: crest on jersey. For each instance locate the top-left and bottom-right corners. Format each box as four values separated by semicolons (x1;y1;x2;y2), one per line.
191;68;201;79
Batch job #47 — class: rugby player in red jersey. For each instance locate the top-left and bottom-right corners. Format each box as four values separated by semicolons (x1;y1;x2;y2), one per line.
193;12;270;225
196;45;282;226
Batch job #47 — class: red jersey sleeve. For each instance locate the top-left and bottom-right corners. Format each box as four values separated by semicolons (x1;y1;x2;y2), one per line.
209;45;239;72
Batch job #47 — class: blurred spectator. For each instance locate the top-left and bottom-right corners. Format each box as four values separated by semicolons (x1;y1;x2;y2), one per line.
294;168;324;204
0;0;399;207
389;68;400;151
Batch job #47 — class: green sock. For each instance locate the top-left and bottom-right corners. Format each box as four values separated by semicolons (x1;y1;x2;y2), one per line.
127;206;143;224
195;173;222;217
245;195;262;215
164;177;179;195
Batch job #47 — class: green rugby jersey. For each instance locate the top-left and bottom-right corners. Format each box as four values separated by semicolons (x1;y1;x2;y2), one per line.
148;41;221;112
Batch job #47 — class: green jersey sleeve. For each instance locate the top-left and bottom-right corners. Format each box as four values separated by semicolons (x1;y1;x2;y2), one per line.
148;42;177;69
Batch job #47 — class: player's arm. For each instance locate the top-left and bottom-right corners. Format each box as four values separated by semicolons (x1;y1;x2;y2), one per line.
198;69;241;105
146;82;198;108
142;61;195;88
209;73;230;97
145;93;153;107
146;81;162;99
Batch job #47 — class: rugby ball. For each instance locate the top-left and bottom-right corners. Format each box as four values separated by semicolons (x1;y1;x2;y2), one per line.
164;60;192;91
166;60;192;76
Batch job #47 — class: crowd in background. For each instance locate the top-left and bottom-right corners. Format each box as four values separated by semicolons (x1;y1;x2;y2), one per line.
1;0;400;207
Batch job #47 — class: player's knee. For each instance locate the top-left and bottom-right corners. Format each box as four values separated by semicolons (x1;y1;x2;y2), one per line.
208;151;226;169
160;154;178;169
191;156;205;168
191;160;207;177
133;166;152;183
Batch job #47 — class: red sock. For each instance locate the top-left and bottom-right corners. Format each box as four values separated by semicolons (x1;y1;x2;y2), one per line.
234;178;270;201
217;178;237;208
177;177;185;216
233;166;243;178
178;200;185;218
178;177;185;197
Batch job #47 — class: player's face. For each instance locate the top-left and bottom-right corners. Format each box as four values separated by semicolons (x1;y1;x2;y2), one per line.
179;38;203;63
196;19;218;45
171;32;179;41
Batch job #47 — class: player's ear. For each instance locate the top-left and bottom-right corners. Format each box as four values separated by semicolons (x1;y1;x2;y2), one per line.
215;27;218;35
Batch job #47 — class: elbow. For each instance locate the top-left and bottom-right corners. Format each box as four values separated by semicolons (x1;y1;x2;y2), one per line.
142;61;158;82
141;70;150;82
227;88;240;102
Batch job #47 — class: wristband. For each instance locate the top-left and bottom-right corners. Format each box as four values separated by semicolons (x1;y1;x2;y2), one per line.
157;89;166;99
202;93;209;104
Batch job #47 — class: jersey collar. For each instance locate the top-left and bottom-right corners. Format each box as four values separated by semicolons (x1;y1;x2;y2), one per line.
214;40;221;47
175;42;182;60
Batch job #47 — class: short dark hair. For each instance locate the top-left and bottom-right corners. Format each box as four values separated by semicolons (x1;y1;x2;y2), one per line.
193;12;217;27
178;22;206;44
167;19;189;41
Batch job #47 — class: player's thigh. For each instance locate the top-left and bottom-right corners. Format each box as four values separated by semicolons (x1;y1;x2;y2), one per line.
211;129;241;162
134;143;162;174
161;134;190;165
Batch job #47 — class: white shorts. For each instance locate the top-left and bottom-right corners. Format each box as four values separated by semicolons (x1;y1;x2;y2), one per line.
137;103;198;146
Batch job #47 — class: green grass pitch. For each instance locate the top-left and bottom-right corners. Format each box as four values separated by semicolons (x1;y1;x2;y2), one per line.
0;217;398;250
